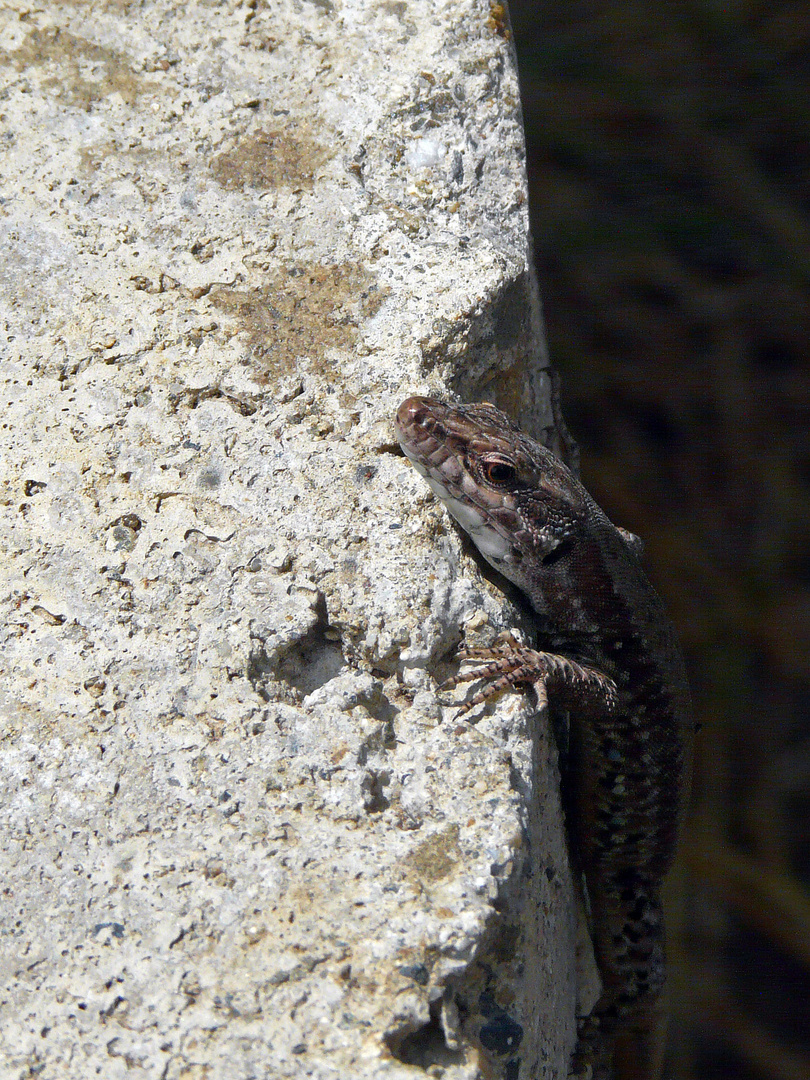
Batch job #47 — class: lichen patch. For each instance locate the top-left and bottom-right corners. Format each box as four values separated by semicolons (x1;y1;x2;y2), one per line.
210;262;386;384
210;128;330;191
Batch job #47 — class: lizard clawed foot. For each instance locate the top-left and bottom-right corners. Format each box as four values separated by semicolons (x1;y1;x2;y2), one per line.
441;632;547;716
441;632;618;717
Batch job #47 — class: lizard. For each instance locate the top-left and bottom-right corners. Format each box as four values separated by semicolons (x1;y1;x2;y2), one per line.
395;395;693;1080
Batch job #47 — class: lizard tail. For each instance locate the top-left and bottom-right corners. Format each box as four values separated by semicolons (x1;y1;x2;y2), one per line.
613;999;668;1080
574;876;669;1079
574;1000;667;1080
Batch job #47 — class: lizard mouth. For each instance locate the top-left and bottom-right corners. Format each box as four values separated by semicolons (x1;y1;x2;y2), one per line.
395;396;517;565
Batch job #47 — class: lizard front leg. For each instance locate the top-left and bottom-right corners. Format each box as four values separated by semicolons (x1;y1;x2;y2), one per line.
442;631;618;718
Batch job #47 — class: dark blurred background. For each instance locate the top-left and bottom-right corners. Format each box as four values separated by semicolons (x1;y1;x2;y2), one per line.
507;3;810;1078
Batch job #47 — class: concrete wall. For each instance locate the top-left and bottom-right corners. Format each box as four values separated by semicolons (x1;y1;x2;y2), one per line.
0;2;578;1076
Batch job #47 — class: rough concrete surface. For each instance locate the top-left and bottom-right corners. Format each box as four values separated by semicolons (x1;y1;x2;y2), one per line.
0;1;578;1077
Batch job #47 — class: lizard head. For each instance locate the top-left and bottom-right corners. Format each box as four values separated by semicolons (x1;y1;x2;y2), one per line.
395;396;607;623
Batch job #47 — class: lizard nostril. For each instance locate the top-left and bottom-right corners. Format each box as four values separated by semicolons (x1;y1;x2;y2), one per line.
396;397;449;442
396;397;430;429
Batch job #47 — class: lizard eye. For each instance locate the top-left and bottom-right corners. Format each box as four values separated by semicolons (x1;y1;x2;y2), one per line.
481;456;517;486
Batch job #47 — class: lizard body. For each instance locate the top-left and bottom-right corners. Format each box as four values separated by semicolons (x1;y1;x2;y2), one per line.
395;396;693;1080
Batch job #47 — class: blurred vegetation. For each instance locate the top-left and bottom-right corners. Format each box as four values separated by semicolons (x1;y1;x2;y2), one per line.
507;3;810;1078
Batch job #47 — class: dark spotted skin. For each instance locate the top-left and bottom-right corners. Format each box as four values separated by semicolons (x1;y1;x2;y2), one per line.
396;397;693;1080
